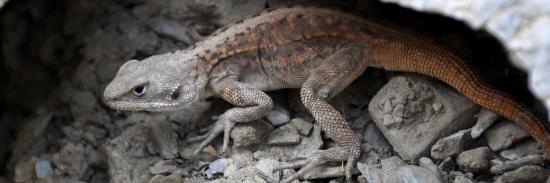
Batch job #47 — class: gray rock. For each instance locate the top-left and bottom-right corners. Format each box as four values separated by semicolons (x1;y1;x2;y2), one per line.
431;129;473;160
490;155;545;174
418;157;442;179
148;170;186;183
104;124;161;183
363;123;392;155
148;120;178;159
148;18;202;43
471;108;501;139
231;119;273;148
380;0;550;119
385;165;442;183
35;160;53;178
253;125;323;161
267;124;301;146
453;176;474;183
267;109;291;126
500;139;542;160
302;165;360;180
149;160;177;175
207;158;234;179
255;159;281;182
229;149;254;168
495;165;549;183
207;166;264;183
484;120;530;152
179;142;216;161
289;118;313;136
52;143;90;179
456;147;492;172
357;163;383;183
369;75;478;162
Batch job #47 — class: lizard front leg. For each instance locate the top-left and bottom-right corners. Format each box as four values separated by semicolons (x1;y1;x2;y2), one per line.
275;44;367;183
190;77;273;156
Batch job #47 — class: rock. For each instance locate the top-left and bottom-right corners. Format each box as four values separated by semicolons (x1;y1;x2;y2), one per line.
148;18;202;43
500;139;541;160
229;149;254;168
149;160;178;175
418;157;442;179
52;143;90;179
357;163;383;183
471;108;501;138
362;123;392;155
267;124;301;145
254;125;323;161
369;75;478;162
179;142;217;161
456;147;492;172
438;157;456;172
385;165;442;183
490;155;545;174
266;107;291;126
207;158;234;179
495;165;549;183
453;176;474;183
149;170;186;183
289;118;313;136
103;124;161;183
302;165;360;180
484;120;530;152
35;160;53;178
380;0;550;119
14;158;37;183
431;129;473;160
208;166;262;183
230;119;273;148
148;120;178;159
255;159;281;182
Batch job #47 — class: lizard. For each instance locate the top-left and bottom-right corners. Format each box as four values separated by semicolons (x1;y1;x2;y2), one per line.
102;5;550;183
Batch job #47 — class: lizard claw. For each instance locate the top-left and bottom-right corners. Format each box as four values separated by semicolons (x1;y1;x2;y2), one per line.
273;146;359;183
190;115;236;156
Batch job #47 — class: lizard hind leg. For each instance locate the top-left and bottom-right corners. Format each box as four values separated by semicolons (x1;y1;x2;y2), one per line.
275;45;367;183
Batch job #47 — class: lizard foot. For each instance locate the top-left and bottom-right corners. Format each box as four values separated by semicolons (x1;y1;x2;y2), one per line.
273;146;359;183
187;115;236;157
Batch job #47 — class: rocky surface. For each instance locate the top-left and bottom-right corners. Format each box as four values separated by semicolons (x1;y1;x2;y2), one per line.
1;0;549;182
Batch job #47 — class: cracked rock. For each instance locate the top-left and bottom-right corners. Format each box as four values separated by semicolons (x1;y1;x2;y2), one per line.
495;165;549;183
484;120;530;152
369;75;478;162
431;129;473;160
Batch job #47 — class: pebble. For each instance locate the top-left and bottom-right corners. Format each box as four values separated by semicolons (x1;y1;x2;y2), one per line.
149;160;177;175
431;129;473;160
267;124;301;145
35;160;53;178
267;109;290;126
484;120;530;152
490;155;545;174
500;139;541;160
494;165;549;183
456;147;492;172
289;118;313;136
471;108;501;139
207;158;233;179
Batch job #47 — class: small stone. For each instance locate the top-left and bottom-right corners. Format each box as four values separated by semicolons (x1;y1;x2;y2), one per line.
230;119;273;147
431;129;473;160
179;143;215;161
357;163;383;183
255;159;281;182
385;165;442;183
147;142;159;155
148;170;186;183
453;175;474;183
484;120;530;152
500;139;541;160
267;109;290;126
471;108;501;139
223;164;238;177
35;160;53;178
253;125;323;161
490;155;545;174
302;165;359;180
150;160;177;175
495;165;549;183
289;118;313;136
418;157;441;179
207;158;233;179
438;157;456;172
456;147;492;172
267;124;301;145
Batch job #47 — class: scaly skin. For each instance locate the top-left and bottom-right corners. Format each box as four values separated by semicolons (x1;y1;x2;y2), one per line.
103;6;550;183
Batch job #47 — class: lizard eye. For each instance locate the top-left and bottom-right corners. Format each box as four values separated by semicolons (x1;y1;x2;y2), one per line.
133;85;147;97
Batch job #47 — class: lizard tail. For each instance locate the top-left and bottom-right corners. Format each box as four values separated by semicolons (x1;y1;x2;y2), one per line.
366;34;550;157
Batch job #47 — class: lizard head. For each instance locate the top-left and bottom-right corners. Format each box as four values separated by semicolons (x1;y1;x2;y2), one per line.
103;51;209;111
